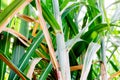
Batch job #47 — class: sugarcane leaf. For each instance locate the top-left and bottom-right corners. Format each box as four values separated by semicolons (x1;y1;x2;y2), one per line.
0;50;29;80
13;31;44;79
80;42;100;80
66;38;83;53
0;0;32;32
0;32;10;80
26;58;41;79
61;2;86;19
41;2;61;33
39;62;52;80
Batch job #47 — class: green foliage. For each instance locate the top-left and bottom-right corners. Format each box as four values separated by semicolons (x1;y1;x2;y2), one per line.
0;0;120;80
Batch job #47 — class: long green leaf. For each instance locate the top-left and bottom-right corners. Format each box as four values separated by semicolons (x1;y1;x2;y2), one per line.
8;44;25;80
0;0;32;27
41;2;61;33
66;37;83;53
9;5;31;79
19;5;30;38
60;0;69;10
61;2;86;19
0;32;10;80
0;50;29;80
13;31;44;79
98;0;110;27
39;62;52;80
80;42;100;80
109;60;119;72
65;14;101;53
65;14;79;35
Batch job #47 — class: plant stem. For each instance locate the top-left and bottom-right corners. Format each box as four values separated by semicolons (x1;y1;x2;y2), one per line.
100;37;107;80
52;0;71;80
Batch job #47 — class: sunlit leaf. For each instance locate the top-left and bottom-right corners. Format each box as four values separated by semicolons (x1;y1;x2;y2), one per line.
80;42;100;80
0;0;32;32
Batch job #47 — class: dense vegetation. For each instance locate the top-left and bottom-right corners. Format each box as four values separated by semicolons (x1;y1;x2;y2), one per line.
0;0;120;80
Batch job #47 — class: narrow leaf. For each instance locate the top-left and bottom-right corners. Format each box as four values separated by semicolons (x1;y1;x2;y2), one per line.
17;14;37;23
70;65;83;71
61;2;86;19
0;0;32;32
13;31;44;79
36;0;58;70
27;58;41;79
8;45;25;80
108;71;120;80
0;50;29;80
66;38;83;53
80;42;100;80
41;2;61;33
39;62;52;80
0;32;10;80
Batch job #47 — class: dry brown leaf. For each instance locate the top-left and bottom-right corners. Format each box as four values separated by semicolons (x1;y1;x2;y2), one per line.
70;65;83;71
70;61;102;72
30;22;39;42
32;22;39;37
0;54;26;80
108;71;120;80
17;14;38;23
40;44;49;53
27;58;41;79
35;49;47;59
35;0;59;70
3;28;29;46
3;28;47;59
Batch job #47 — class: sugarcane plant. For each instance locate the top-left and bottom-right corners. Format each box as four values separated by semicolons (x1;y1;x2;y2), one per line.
0;0;120;80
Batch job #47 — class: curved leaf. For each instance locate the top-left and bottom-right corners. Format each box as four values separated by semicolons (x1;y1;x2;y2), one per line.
80;42;100;80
